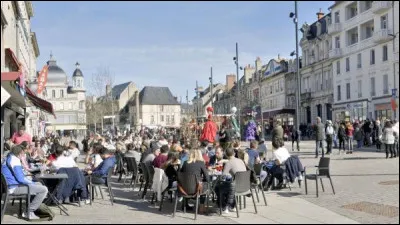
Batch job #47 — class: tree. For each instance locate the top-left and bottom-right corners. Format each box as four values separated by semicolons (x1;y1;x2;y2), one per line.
86;67;116;134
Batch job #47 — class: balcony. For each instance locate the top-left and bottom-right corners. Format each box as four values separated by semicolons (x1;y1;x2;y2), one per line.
327;23;342;34
372;1;392;14
373;29;393;43
301;92;312;102
329;48;342;59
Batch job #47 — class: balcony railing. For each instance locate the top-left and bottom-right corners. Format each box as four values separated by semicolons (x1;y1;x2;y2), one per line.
327;23;342;34
329;48;342;59
301;92;312;102
373;29;393;43
372;1;392;14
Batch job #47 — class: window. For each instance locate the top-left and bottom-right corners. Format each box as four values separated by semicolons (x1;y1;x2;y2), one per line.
334;11;340;23
336;61;341;74
346;83;351;99
171;115;175;124
381;14;388;29
357;53;362;68
370;49;375;65
68;102;72;110
160;115;164;122
166;115;170;124
60;90;64;98
79;101;83;109
383;74;389;94
366;26;374;39
52;90;56;98
370;77;376;96
383;45;388;61
364;1;372;11
60;103;64;110
346;57;350;72
335;36;340;48
358;80;362;98
337;85;341;101
160;105;164;112
150;115;155;124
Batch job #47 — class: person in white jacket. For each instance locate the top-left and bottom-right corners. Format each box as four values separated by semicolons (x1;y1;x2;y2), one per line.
325;120;335;155
392;120;399;157
382;120;397;158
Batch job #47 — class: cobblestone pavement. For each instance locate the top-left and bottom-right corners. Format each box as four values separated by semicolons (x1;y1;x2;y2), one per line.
2;140;398;224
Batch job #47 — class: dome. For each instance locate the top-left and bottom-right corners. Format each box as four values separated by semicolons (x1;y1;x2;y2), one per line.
72;62;83;77
46;54;68;84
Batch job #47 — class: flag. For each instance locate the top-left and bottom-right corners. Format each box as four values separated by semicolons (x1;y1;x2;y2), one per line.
391;98;397;111
37;65;49;94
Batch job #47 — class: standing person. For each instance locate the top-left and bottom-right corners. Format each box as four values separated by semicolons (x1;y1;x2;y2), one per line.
392;120;399;157
375;120;383;152
315;117;326;158
11;126;32;145
382;120;396;158
354;124;364;150
291;126;300;152
363;119;372;147
2;145;48;219
271;120;284;143
325;120;335;155
333;121;339;148
337;122;347;154
345;122;354;154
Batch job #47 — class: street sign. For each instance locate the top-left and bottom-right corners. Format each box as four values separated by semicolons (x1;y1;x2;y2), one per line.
392;88;397;98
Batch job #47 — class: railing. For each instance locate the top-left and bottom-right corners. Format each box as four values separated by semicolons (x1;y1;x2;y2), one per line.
372;1;392;14
373;29;393;43
327;23;342;34
329;48;342;59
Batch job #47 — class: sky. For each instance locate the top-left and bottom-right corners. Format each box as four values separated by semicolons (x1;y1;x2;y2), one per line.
32;1;333;102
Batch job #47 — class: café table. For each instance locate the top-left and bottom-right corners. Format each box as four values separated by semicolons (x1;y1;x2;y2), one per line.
34;173;69;216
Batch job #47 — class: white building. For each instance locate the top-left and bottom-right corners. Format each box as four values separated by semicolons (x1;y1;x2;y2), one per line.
300;11;334;124
192;83;225;119
44;55;87;136
329;1;398;122
129;86;181;129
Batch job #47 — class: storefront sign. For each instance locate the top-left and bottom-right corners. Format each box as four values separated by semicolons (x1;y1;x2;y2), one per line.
375;103;391;111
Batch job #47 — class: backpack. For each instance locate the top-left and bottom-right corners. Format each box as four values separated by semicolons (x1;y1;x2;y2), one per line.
34;203;55;221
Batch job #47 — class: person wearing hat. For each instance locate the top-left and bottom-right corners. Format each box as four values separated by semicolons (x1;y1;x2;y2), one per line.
325;120;335;155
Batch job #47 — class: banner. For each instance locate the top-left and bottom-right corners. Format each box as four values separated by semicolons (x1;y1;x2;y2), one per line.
37;65;49;94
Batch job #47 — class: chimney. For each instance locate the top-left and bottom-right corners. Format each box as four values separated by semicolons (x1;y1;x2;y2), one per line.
106;84;111;95
255;57;262;71
226;74;236;91
317;8;324;20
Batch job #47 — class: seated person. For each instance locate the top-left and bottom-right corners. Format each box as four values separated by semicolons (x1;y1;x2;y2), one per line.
209;146;225;167
163;151;181;188
67;141;80;162
238;149;264;185
2;145;48;220
265;137;291;190
141;145;160;166
124;143;142;164
153;145;169;168
215;148;246;214
180;149;209;213
87;143;104;170
51;145;77;170
246;140;260;169
19;141;40;174
86;147;116;184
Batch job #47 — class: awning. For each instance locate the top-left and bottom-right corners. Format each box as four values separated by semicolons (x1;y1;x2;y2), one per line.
1;71;25;108
263;108;296;119
5;48;20;68
25;86;56;118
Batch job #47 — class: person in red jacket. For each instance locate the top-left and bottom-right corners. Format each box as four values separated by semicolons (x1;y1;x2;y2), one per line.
200;107;217;144
345;121;354;154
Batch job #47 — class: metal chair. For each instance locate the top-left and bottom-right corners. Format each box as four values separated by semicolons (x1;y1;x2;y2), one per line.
1;173;30;221
252;164;267;206
89;167;115;205
137;162;148;197
304;157;335;197
123;157;139;187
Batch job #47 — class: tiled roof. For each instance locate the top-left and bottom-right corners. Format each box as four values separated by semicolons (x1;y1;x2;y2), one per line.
140;86;180;105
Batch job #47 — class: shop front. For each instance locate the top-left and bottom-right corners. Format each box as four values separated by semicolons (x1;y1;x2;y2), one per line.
374;103;393;122
333;101;368;123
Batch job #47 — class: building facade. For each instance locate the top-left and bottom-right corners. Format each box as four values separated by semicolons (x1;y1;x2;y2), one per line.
1;1;52;139
129;86;181;129
192;83;225;119
300;11;334;124
330;1;398;122
44;55;87;137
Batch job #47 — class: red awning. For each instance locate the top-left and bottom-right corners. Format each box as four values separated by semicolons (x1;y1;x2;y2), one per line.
25;86;56;118
1;71;21;81
5;48;20;68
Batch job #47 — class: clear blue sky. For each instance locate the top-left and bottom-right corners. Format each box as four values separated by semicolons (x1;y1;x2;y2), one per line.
32;1;333;101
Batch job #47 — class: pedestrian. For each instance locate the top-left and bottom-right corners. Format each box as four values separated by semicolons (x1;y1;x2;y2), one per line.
375;120;383;152
354;124;363;149
271;120;284;144
315;117;326;158
345;121;354;154
291;126;300;151
382;120;397;158
393;120;399;157
337;122;346;154
325;120;335;155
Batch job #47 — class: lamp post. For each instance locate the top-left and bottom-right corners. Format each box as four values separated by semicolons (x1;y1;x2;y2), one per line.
209;67;213;109
233;42;241;136
290;1;301;133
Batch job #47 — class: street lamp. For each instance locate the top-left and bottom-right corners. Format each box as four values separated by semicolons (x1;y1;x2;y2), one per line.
290;1;301;134
233;42;241;135
209;67;213;109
